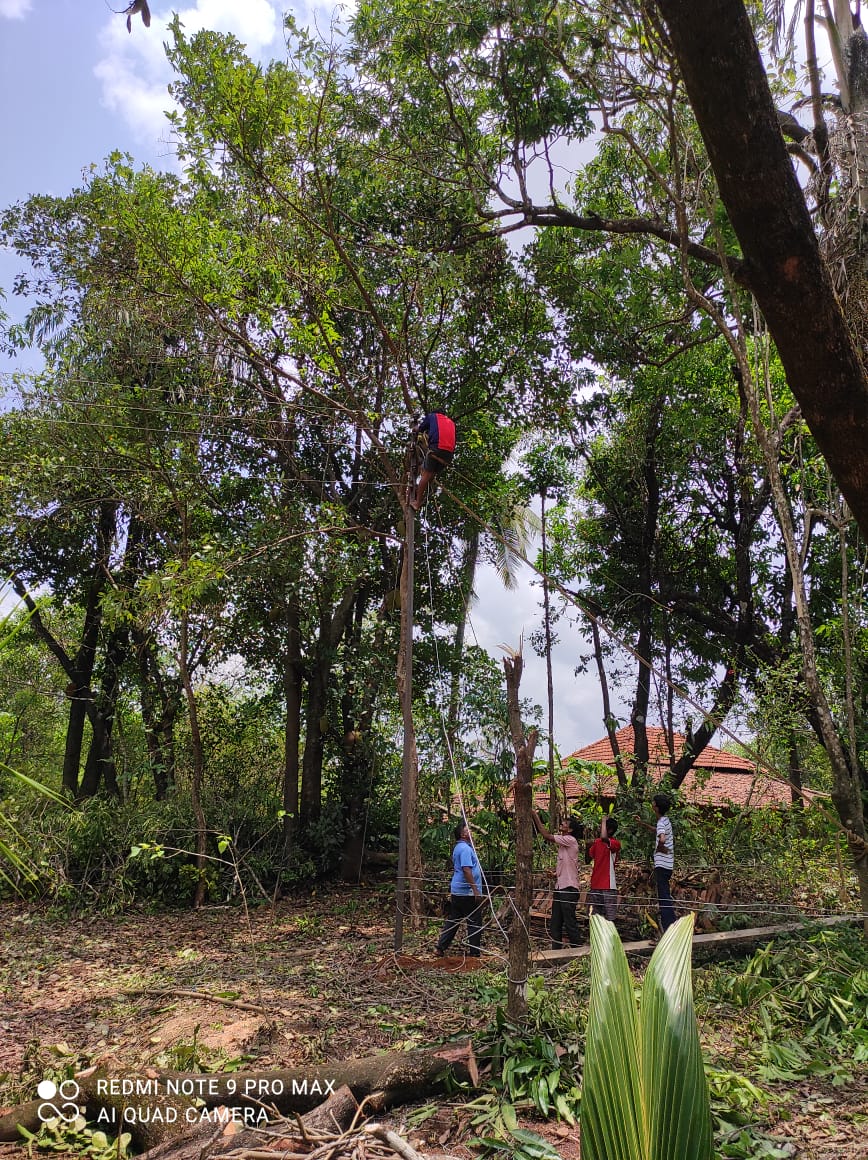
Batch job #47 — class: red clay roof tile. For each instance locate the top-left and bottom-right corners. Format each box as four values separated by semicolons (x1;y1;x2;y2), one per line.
548;725;804;809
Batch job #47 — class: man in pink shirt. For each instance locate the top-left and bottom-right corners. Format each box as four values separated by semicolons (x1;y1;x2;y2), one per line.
531;809;583;949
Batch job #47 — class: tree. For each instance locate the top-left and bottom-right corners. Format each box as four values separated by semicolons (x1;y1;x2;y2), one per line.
502;646;537;1020
520;441;575;822
653;0;868;538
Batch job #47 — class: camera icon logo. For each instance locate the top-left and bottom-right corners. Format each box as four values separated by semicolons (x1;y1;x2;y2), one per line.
36;1079;82;1124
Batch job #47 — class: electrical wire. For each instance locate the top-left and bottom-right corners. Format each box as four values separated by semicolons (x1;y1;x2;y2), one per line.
432;462;858;830
3;380;865;892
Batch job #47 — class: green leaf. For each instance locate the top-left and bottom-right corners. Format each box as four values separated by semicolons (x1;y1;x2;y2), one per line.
554;1093;576;1124
581;914;713;1160
642;916;714;1160
508;1127;562;1158
501;1100;518;1132
581;914;644;1160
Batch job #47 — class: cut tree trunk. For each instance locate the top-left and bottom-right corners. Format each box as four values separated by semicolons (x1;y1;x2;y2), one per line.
503;651;538;1020
0;1045;476;1154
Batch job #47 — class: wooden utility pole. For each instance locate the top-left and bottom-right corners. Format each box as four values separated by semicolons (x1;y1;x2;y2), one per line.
395;444;422;950
503;648;538;1019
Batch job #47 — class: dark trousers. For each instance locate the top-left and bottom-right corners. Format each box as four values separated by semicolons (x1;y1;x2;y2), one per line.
655;866;676;931
437;894;483;955
549;886;581;948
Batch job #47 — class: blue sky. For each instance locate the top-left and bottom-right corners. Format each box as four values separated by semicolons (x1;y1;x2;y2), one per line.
0;0;616;755
0;0;296;207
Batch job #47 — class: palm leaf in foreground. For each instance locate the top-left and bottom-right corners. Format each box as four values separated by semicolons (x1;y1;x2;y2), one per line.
581;913;713;1160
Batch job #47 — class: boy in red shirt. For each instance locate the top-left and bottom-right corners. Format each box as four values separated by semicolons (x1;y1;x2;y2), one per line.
585;816;620;921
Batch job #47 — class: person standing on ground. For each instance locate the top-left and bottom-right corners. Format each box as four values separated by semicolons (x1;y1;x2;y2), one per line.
585;815;621;921
435;821;484;957
531;809;583;949
635;794;676;932
409;412;456;511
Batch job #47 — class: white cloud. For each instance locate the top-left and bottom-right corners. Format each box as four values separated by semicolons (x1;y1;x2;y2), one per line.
0;0;32;19
94;0;283;155
172;0;281;45
470;559;613;756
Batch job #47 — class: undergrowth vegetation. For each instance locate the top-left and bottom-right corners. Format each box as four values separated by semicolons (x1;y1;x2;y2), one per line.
699;926;868;1157
446;924;868;1160
2;894;865;1160
1;770;853;927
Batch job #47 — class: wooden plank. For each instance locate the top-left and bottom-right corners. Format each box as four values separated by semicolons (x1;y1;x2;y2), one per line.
531;914;854;964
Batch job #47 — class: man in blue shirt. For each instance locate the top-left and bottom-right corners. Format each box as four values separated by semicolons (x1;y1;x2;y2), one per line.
435;821;484;957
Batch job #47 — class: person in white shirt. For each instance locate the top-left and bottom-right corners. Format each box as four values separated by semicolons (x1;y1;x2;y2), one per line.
635;794;676;932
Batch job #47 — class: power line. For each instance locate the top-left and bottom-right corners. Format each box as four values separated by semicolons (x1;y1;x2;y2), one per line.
431;464;857;828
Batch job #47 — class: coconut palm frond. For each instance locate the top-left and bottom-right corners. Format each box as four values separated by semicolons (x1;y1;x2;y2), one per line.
764;0;803;55
485;504;539;590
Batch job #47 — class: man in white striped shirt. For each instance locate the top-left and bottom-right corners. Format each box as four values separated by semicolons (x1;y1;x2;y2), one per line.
636;794;676;932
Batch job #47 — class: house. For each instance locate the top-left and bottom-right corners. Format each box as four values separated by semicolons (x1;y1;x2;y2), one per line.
538;725;806;811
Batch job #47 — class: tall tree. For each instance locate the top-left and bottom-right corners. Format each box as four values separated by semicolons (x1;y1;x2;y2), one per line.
653;0;868;537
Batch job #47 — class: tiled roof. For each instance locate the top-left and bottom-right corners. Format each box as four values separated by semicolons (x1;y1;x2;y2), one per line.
567;725;757;772
543;725;804;809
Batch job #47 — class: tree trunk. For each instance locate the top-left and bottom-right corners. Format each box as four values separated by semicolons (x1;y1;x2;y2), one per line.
0;1046;477;1154
447;530;479;770
787;731;807;837
396;505;423;945
80;625;127;798
590;615;629;789
540;490;558;827
503;650;538;1021
300;648;327;828
735;351;868;937
12;498;117;798
61;692;88;797
670;665;738;788
179;609;208;909
654;0;868;540
628;403;662;792
300;581;358;829
282;599;302;863
338;604;383;881
134;628;177;801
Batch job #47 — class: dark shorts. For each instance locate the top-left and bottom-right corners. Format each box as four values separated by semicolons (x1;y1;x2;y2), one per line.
423;447;454;474
589;888;619;921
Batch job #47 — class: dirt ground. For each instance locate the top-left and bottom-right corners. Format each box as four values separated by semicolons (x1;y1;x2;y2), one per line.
0;886;538;1159
0;886;864;1160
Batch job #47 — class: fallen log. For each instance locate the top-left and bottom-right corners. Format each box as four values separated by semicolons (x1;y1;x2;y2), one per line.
136;1084;366;1160
294;1083;361;1138
0;1044;476;1153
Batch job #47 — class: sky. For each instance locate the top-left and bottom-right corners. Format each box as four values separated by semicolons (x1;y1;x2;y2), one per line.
0;0;624;756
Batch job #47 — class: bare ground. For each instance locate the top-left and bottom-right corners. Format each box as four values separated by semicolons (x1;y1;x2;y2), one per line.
0;885;864;1160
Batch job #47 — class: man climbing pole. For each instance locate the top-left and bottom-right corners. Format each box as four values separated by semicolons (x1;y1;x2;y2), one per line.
409;412;456;510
